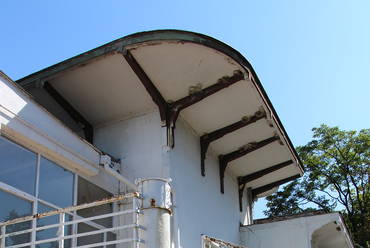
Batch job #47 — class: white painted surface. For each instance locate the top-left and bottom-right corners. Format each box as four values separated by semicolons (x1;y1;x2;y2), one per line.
0;71;101;176
137;178;172;248
240;212;354;248
93;111;164;185
169;117;251;248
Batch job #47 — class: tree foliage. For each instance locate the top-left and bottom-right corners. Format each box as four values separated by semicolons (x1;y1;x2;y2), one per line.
264;124;370;247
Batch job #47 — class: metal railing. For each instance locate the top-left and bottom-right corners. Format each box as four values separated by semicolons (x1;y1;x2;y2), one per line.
202;235;247;248
0;192;145;248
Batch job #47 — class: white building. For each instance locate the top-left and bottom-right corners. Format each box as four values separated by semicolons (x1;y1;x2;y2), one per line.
0;30;353;248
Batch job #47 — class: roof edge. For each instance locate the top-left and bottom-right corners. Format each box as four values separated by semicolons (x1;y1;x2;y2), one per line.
15;29;303;173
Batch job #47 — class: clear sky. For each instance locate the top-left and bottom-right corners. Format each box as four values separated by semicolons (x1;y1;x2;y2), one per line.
1;1;369;219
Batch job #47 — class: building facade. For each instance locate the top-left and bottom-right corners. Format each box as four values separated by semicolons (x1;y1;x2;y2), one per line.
0;30;351;247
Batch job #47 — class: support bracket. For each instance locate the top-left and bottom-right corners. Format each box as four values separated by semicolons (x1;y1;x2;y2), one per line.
237;160;293;212
121;49;167;123
121;48;245;148
166;70;245;148
43;81;94;143
219;133;281;194
251;174;301;199
200;106;267;176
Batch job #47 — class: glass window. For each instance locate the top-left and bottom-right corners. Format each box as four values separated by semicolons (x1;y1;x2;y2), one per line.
38;157;74;208
0;189;32;247
36;203;72;248
77;177;113;228
0;136;37;195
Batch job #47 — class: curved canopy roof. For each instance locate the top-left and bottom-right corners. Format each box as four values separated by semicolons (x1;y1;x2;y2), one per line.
17;30;303;204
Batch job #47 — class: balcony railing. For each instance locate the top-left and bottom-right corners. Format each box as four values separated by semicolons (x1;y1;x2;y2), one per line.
0;192;145;248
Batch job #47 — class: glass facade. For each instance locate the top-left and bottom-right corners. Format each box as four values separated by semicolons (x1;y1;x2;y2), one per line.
0;136;114;248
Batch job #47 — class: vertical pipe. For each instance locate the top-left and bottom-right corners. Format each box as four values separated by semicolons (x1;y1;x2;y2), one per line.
59;213;65;248
136;178;172;248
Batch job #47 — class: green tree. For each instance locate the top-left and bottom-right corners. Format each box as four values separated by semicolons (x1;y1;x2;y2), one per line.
264;124;370;247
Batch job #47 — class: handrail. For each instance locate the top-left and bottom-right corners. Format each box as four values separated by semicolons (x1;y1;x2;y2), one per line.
0;192;144;248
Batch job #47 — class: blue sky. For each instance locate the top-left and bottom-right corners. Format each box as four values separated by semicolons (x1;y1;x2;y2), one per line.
1;1;369;218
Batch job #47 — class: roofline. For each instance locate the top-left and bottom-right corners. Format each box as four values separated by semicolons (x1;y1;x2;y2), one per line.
16;29;303;173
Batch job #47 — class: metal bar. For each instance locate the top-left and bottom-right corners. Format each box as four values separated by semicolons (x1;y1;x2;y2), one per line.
58;213;65;248
133;196;139;248
43;81;94;143
252;174;301;199
1;225;5;248
72;174;78;247
76;237;139;248
1;209;139;238
202;235;247;248
0;193;139;226
219;135;279;194
200;107;267;176
4;225;141;248
121;50;167;121
103;164;137;191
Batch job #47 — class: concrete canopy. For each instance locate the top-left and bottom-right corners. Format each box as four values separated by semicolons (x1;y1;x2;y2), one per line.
17;30;304;198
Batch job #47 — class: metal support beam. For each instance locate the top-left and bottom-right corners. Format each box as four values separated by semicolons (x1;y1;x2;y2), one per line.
167;70;244;148
200;106;267;176
219;133;280;194
237;160;293;211
43;81;94;143
251;174;301;199
121;50;167;122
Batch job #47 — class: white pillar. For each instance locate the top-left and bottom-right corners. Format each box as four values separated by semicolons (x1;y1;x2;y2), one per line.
136;178;172;248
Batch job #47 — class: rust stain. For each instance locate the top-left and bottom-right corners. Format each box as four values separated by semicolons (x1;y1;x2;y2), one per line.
150;198;156;206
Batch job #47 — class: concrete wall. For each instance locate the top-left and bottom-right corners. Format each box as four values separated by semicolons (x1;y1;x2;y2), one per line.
1;70;251;247
240;212;353;248
170;116;250;247
93;111;163;188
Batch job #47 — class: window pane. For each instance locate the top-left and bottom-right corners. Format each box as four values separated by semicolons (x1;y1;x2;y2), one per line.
36;203;72;248
77;178;113;228
38;157;74;208
77;223;103;248
0;189;32;247
0;136;37;195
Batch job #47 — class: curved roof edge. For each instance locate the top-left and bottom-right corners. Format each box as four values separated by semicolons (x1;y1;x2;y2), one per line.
16;29;303;174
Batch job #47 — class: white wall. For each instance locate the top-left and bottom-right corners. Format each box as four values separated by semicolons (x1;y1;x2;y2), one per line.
170;116;249;247
240;212;353;248
93;111;163;185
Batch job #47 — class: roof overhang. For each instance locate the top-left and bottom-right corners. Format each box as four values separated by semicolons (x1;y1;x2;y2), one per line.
16;30;304;209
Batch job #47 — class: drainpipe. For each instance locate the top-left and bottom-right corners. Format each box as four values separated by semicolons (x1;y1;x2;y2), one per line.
136;178;172;248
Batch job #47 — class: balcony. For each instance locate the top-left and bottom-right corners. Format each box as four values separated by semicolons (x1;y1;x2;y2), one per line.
0;193;145;248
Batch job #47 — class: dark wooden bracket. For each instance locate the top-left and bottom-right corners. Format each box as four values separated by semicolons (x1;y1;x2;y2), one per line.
43;81;94;143
237;159;293;212
121;48;245;148
219;133;280;194
121;49;167;123
251;174;301;199
200;106;267;177
166;70;245;148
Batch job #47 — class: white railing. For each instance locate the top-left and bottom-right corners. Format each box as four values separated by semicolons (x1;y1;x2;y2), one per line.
202;235;248;248
0;192;145;248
